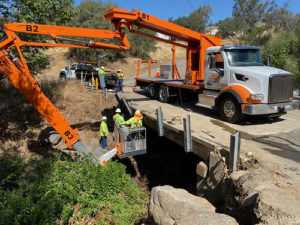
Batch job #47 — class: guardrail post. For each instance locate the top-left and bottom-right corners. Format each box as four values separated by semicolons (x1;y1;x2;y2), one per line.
81;71;83;84
156;106;164;137
91;72;94;92
229;131;241;174
183;115;192;153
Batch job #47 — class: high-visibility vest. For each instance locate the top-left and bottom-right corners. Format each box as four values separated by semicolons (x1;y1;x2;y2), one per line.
98;69;105;75
100;121;108;136
113;114;124;125
117;73;124;79
122;117;142;129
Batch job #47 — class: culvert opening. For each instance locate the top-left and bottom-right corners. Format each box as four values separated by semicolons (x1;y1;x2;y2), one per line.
133;126;203;192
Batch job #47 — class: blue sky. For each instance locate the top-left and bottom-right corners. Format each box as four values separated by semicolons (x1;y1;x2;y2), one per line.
74;0;299;24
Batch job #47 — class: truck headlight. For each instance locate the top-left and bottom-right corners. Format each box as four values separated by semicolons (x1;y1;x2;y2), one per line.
249;94;264;100
293;90;299;97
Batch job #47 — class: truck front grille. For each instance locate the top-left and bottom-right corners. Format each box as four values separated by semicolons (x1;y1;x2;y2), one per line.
269;75;294;103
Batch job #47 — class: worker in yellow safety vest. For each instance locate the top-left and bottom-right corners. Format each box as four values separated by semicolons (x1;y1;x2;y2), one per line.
117;69;124;93
113;108;124;126
98;66;105;90
100;116;109;148
122;110;143;148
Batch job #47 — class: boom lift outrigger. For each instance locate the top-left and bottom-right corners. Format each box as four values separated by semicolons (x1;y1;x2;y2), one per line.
0;21;135;163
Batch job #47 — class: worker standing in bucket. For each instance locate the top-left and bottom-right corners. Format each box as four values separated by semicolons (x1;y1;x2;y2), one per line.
122;110;143;148
98;66;105;90
100;116;109;149
117;69;124;93
113;108;124;126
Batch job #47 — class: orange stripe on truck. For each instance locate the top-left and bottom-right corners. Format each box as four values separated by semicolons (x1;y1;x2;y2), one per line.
220;85;261;104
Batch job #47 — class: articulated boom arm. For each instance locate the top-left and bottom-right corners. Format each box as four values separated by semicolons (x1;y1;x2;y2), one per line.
0;21;130;162
104;8;222;84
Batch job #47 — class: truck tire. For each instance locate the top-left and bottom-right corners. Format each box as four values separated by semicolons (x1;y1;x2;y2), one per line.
60;74;66;82
158;85;170;103
220;95;245;123
149;83;158;100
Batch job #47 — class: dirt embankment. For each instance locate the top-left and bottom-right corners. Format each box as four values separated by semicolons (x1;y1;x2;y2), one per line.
0;79;118;159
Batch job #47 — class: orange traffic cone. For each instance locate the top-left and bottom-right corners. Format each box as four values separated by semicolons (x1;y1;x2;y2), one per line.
155;67;160;77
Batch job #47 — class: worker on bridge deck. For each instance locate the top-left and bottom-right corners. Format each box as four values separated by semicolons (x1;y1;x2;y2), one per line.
113;108;124;126
100;116;108;149
98;66;105;90
117;69;124;93
122;110;143;148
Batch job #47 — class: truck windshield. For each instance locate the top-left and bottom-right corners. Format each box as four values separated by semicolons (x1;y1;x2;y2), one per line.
225;49;264;67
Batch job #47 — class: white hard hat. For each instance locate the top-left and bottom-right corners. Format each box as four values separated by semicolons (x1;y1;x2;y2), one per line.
102;116;107;120
115;108;121;113
101;66;104;69
135;110;140;114
118;69;121;71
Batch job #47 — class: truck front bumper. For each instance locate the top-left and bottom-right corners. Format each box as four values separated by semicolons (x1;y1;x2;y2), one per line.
242;100;299;115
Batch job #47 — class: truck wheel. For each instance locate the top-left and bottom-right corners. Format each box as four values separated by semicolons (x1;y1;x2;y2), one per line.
149;83;158;100
158;85;170;103
220;96;245;123
60;75;66;82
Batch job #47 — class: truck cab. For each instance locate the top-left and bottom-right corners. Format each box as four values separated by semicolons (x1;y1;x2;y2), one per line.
197;46;299;123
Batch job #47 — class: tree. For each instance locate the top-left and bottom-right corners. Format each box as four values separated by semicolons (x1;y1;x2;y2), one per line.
264;1;300;35
171;5;211;33
67;0;157;63
216;17;246;38
233;0;270;28
0;0;76;77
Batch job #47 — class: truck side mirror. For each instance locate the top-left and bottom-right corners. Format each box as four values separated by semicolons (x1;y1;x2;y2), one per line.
267;55;272;67
209;55;216;70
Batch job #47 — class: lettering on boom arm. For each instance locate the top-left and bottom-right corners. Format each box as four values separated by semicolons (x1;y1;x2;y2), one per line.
142;13;150;20
64;130;73;140
26;25;39;32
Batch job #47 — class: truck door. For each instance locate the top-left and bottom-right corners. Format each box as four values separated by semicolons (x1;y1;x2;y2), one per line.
204;52;226;90
71;64;76;79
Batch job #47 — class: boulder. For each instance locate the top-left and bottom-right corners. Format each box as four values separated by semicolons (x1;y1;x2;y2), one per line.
235;169;273;195
149;185;238;225
225;169;300;225
38;127;62;145
255;187;300;225
230;170;249;182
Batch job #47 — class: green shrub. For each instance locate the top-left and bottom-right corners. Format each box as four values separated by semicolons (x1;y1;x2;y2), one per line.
260;31;300;70
0;153;148;224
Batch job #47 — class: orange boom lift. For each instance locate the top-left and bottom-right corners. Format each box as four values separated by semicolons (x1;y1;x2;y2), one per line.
104;8;222;88
0;21;130;162
0;8;221;162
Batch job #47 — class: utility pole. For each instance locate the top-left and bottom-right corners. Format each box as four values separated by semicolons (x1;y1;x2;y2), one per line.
209;10;215;35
